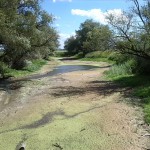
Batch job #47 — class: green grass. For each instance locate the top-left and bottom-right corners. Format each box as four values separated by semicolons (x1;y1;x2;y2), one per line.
105;59;137;78
81;51;115;63
54;50;68;57
24;59;47;72
106;74;150;124
80;57;114;63
144;104;150;123
111;75;150;87
84;51;112;58
5;59;47;78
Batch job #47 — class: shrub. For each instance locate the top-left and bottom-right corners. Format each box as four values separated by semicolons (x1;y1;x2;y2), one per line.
0;62;10;78
108;52;131;64
105;59;136;78
134;86;150;103
136;58;150;75
74;52;84;58
23;59;47;72
54;51;68;57
144;104;150;123
85;50;112;58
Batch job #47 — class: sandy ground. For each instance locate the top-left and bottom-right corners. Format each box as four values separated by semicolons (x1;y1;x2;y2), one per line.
0;59;149;150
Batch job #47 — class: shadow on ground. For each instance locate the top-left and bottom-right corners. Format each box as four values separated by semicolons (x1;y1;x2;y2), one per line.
50;80;131;98
0;104;108;135
28;65;111;80
59;57;79;61
0;78;28;92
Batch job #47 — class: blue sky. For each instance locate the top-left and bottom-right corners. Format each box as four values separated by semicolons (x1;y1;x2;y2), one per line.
41;0;144;48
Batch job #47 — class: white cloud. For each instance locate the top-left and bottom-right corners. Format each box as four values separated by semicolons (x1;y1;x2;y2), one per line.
71;9;123;24
106;9;125;20
53;0;72;3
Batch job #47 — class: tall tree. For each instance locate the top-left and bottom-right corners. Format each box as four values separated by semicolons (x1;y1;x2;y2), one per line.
106;0;150;60
64;36;79;55
83;25;112;53
64;19;112;55
76;19;101;54
0;0;59;69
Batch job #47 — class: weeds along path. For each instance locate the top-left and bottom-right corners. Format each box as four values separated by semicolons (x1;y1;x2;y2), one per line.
0;59;149;150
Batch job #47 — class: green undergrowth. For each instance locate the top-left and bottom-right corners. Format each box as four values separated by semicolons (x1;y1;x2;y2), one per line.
106;73;150;124
54;50;68;57
80;57;114;63
106;59;137;78
23;59;47;72
4;59;47;78
78;50;126;64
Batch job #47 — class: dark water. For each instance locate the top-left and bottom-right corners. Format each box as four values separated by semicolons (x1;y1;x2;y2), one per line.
29;65;101;80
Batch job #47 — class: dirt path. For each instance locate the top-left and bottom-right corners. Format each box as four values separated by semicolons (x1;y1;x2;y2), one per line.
0;59;149;150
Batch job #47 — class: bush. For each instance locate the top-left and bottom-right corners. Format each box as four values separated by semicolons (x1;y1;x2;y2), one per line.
144;104;150;123
74;52;84;58
134;86;150;103
105;59;136;78
85;50;112;58
136;58;150;74
108;54;150;75
108;52;131;64
0;62;10;78
23;59;47;72
54;51;68;57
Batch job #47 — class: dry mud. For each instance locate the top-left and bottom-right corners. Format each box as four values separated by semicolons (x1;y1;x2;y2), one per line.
0;59;149;150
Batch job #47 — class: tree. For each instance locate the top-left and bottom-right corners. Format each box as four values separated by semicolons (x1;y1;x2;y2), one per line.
30;10;59;59
76;19;101;54
64;36;79;55
0;0;59;69
83;25;112;53
106;0;150;60
64;19;112;55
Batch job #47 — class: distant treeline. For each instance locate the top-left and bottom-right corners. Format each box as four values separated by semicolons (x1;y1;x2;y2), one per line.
64;0;150;74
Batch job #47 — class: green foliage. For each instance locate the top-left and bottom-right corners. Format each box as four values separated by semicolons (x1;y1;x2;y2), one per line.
134;86;150;98
5;59;47;78
108;52;131;64
85;51;112;58
136;59;150;74
107;52;150;75
64;36;79;55
54;51;68;57
80;57;113;63
82;26;112;53
105;1;150;110
64;19;112;55
106;64;131;77
144;104;150;123
0;0;59;69
5;69;30;78
74;52;84;59
24;59;47;72
134;86;150;104
78;51;114;63
106;0;150;60
77;19;101;50
105;59;136;78
0;62;10;78
111;75;150;87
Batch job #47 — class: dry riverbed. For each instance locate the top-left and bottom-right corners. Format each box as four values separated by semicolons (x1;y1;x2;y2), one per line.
0;59;149;150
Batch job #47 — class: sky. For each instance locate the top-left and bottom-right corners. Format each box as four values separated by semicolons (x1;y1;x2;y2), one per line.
41;0;144;49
